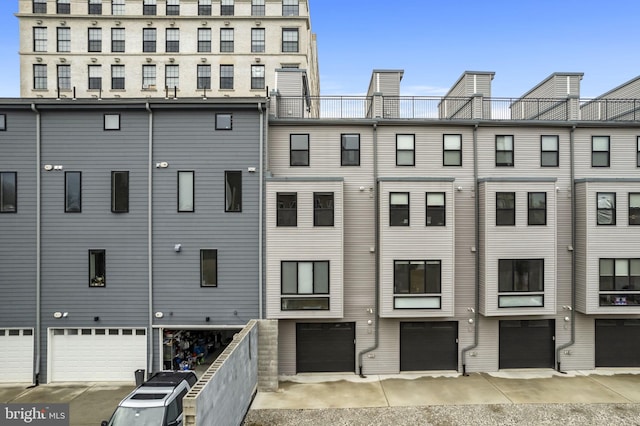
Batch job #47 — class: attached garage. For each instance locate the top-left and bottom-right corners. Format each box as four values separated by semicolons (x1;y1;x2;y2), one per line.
596;319;640;367
0;328;34;383
499;319;555;369
400;322;458;371
48;328;146;382
296;323;355;373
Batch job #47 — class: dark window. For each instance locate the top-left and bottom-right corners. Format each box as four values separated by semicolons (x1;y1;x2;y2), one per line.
251;28;265;53
541;135;559;167
282;28;298;52
426;192;445;226
394;260;441;294
225;171;242;212
111;171;129;213
88;28;102;52
165;65;179;89
251;65;265;90
57;0;71;14
88;65;102;90
143;0;156;15
89;249;106;287
0;172;17;213
33;0;47;13
220;65;233;89
496;192;515;226
215;113;232;130
57;65;71;90
390;192;409;226
197;64;211;90
396;134;415;166
314;192;334;226
252;0;265;16
143;28;156;52
281;261;329;294
166;29;179;53
197;28;211;53
220;29;234;53
166;0;179;15
443;134;462;166
592;136;610;167
111;65;125;90
33;27;47;52
221;0;234;15
177;171;194;212
282;0;299;16
597;192;616;225
528;192;546;225
0;115;5;131
198;0;211;15
200;249;217;287
57;27;71;52
498;259;544;292
33;64;47;90
88;0;102;14
277;193;297;226
496;135;514;166
290;134;309;166
111;28;125;52
630;193;640;225
104;114;120;130
65;171;81;213
341;134;360;166
637;137;640;167
599;259;640;291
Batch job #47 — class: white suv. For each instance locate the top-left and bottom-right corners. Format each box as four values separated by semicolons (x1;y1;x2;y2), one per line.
102;371;198;426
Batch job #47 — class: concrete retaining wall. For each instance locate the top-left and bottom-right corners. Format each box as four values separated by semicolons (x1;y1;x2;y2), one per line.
258;320;279;391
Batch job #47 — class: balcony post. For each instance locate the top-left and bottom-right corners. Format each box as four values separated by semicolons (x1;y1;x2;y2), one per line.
370;92;383;119
472;94;484;119
567;95;579;121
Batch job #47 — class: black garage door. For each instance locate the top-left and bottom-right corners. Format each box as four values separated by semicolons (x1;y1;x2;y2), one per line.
400;322;458;371
499;320;555;369
596;319;640;367
296;323;355;373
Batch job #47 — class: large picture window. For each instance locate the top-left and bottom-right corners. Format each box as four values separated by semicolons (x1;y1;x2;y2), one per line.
599;258;640;306
89;249;106;287
111;171;129;213
498;259;544;307
394;260;441;294
0;172;17;213
200;249;217;287
281;261;329;311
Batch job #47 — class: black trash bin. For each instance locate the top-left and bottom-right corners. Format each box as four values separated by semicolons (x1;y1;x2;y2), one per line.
134;369;146;386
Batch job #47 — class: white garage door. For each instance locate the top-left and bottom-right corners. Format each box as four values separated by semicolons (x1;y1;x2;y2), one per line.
0;328;34;383
49;328;146;382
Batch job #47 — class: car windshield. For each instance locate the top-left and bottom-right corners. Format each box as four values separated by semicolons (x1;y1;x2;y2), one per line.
107;406;165;426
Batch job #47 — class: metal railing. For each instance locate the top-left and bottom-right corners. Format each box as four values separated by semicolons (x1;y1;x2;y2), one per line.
580;98;640;121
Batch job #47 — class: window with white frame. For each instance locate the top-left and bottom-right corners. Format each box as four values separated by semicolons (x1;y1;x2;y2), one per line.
289;134;309;166
111;65;124;89
111;28;125;52
33;27;47;52
166;0;179;15
252;0;265;16
599;258;640;306
143;0;156;15
390;192;409;226
65;171;81;213
57;65;71;90
251;65;265;90
197;64;210;89
178;171;194;212
443;134;462;166
592;136;610;167
630;193;640;225
426;192;445;226
396;134;415;166
0;172;17;213
57;27;70;52
528;192;546;225
277;193;296;226
198;0;211;15
496;192;515;226
200;249;217;287
89;249;106;287
282;28;298;52
498;259;544;307
111;0;125;15
57;0;71;14
281;261;329;311
88;28;102;52
142;65;156;89
597;192;616;225
166;28;179;52
33;64;47;90
495;135;514;166
220;28;234;52
220;65;233;89
251;28;265;52
165;65;179;89
221;0;234;15
197;28;211;52
282;0;299;16
88;65;102;89
314;192;334;226
143;27;156;51
88;0;102;14
541;135;559;167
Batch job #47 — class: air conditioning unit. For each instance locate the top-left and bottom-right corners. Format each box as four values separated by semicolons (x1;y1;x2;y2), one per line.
143;84;156;90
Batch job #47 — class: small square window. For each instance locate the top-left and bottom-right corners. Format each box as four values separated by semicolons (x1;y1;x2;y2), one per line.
0;114;5;131
104;114;120;130
216;113;232;130
201;249;217;287
290;134;309;166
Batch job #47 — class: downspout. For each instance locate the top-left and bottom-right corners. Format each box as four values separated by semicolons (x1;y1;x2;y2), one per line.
146;102;154;375
358;121;379;377
556;125;576;372
31;103;41;387
258;101;264;319
461;123;480;376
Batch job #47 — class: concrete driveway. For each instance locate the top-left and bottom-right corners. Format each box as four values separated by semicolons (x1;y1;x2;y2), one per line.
0;382;135;426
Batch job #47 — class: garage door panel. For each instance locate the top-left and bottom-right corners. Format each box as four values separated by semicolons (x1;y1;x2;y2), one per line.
400;322;458;371
296;323;355;373
499;320;554;369
0;329;34;383
50;328;146;382
596;319;640;367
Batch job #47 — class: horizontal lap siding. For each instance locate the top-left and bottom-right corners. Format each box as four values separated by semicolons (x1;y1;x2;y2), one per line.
152;109;261;325
0;111;37;327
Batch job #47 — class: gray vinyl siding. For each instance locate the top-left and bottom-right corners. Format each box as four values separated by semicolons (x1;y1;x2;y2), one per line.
580;76;640;120
444;72;494;98
152;109;261;325
575;184;588;313
573;129;639;178
518;73;583;99
367;70;403;97
0;110;37;327
265;179;344;319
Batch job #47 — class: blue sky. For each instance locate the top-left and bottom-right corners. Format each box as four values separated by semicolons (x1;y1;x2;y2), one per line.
0;0;638;98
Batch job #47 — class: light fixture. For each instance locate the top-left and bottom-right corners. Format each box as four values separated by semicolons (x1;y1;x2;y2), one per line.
44;165;53;171
62;312;68;318
154;312;164;318
564;316;570;322
155;161;169;168
174;244;182;253
53;312;63;319
247;167;256;173
468;318;474;324
457;186;463;191
367;320;373;325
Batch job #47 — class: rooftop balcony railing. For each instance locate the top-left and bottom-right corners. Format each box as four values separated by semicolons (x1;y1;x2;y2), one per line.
271;95;640;121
